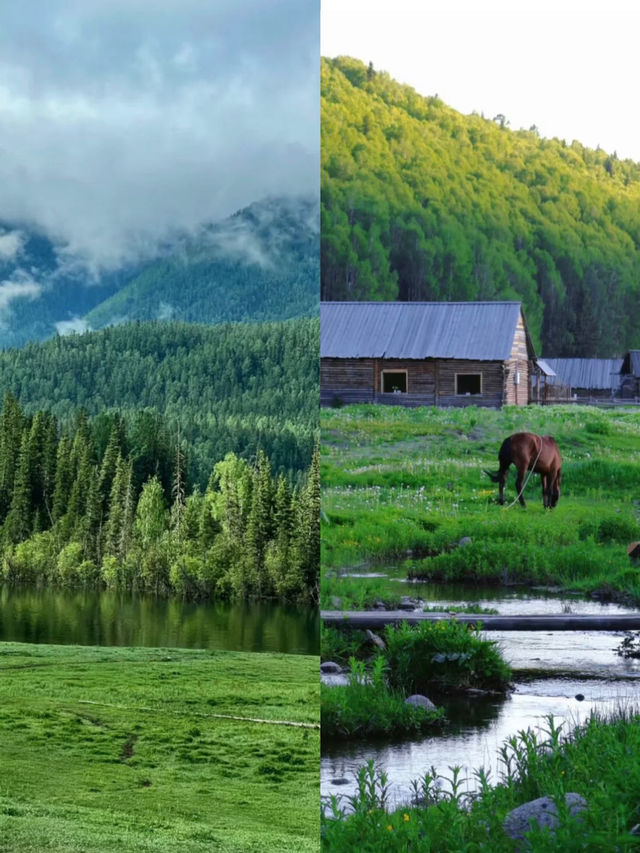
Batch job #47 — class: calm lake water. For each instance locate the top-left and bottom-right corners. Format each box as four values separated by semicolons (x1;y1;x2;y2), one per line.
322;583;640;808
0;585;319;655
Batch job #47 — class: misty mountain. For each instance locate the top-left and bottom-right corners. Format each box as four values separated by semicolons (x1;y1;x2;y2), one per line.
86;195;319;328
0;224;137;348
0;195;319;348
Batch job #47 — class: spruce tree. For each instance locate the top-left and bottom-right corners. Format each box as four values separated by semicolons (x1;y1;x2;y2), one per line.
4;430;33;544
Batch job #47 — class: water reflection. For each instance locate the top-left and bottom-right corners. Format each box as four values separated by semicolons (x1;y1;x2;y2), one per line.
322;582;640;807
0;585;319;655
322;678;638;808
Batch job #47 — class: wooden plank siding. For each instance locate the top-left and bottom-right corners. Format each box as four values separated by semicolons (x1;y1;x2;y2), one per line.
320;304;536;409
321;357;508;408
504;314;530;406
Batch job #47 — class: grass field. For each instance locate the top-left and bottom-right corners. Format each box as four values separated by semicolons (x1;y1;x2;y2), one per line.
0;643;319;852
321;404;640;604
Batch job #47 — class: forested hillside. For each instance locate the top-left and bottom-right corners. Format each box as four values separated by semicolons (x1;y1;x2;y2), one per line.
86;196;319;329
321;56;640;356
0;195;318;348
0;319;319;485
0;396;319;602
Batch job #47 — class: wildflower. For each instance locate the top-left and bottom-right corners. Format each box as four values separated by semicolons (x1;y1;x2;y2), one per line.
404;813;410;822
387;824;393;831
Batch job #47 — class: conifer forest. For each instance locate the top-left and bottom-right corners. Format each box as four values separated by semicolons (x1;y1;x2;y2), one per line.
0;393;319;602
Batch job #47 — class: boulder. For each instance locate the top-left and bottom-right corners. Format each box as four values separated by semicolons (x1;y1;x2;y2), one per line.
504;793;587;847
404;694;436;711
365;629;386;651
321;673;350;687
458;536;473;548
320;661;342;674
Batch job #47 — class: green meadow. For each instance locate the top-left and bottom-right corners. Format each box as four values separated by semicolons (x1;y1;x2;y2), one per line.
321;404;640;604
0;643;319;852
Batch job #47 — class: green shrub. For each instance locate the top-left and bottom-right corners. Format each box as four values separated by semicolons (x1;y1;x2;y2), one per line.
383;620;511;692
321;658;444;739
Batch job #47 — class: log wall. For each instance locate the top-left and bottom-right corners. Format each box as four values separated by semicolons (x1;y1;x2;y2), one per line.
321;357;507;408
504;315;530;406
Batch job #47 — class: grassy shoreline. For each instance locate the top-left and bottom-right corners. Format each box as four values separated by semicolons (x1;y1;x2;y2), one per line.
322;710;640;851
0;642;319;852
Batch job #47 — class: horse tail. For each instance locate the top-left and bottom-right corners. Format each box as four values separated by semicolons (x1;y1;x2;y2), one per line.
483;469;501;483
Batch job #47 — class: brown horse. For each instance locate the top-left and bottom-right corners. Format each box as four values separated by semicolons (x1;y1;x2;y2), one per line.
484;433;562;508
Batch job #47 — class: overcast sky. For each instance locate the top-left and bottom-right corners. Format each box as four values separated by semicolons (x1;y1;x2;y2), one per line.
322;0;640;162
0;0;319;268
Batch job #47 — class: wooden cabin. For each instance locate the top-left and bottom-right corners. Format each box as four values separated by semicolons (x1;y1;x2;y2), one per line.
619;351;640;399
539;358;623;402
321;301;538;408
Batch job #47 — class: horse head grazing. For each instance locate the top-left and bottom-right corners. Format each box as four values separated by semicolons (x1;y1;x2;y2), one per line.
486;432;562;508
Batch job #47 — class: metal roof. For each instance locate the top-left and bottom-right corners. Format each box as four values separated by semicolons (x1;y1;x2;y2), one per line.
544;358;623;389
621;350;640;376
321;301;529;360
536;359;556;377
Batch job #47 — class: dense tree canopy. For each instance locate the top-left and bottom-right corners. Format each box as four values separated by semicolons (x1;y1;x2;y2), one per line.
321;56;640;356
0;318;319;486
0;395;319;603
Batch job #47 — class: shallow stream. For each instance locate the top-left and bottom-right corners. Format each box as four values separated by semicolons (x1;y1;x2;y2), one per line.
322;582;640;808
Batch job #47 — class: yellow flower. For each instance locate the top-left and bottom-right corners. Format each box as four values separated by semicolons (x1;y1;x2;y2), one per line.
387;825;393;831
403;813;410;822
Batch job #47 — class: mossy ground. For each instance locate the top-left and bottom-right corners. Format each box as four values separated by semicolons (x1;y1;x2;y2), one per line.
0;642;319;852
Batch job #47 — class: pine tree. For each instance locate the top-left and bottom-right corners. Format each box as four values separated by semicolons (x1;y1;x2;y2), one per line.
291;446;320;602
245;450;275;593
4;430;33;544
98;422;123;512
0;392;25;520
52;436;73;522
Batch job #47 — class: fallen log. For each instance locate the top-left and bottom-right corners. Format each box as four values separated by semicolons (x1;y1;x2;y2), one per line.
321;610;640;632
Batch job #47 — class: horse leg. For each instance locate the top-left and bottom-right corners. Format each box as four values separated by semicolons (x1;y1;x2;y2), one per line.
541;473;548;508
550;468;561;508
515;465;527;507
498;464;508;505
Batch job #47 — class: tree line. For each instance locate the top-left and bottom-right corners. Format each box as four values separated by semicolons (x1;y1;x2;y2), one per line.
0;394;319;603
321;56;640;356
0;318;319;485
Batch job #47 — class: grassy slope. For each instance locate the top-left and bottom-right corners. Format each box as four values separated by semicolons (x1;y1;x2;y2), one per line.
321;404;640;603
0;643;319;852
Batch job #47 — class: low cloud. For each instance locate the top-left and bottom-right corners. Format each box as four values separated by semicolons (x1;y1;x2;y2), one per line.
0;1;319;271
0;230;24;260
54;316;90;335
0;276;42;317
156;302;174;320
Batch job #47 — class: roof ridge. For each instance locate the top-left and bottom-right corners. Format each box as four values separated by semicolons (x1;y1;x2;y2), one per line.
321;300;522;305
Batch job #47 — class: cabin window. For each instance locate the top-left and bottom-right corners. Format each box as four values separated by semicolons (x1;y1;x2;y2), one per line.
455;373;482;395
381;370;408;393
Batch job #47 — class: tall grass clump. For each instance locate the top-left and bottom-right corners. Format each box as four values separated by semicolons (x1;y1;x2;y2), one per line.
322;710;640;851
321;624;372;664
321;658;444;739
383;620;511;693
